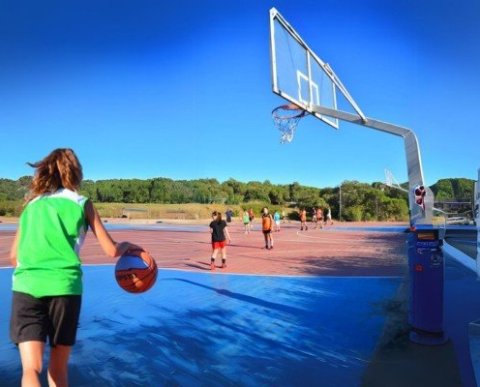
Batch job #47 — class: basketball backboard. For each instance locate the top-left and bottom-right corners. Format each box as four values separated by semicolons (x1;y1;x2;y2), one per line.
269;8;366;128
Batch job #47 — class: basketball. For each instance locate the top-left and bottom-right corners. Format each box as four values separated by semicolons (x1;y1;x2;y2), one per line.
115;250;158;293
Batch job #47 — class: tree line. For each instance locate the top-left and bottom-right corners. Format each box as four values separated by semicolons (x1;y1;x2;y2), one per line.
0;176;475;221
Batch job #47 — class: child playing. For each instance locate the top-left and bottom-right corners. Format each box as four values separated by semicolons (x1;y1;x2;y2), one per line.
273;210;281;232
9;148;141;387
209;211;231;270
242;210;251;234
315;207;324;229
261;207;274;249
300;208;308;231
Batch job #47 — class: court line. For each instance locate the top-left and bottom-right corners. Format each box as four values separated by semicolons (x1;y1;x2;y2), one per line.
1;262;405;278
80;264;403;279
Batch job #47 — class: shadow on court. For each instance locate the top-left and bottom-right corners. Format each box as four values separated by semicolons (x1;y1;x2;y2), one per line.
361;280;463;387
0;226;477;386
0;267;403;386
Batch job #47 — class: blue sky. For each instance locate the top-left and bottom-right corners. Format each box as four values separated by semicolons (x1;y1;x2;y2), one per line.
1;0;479;188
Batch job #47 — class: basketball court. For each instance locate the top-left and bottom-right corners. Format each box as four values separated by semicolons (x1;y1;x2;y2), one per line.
1;6;479;386
0;221;478;386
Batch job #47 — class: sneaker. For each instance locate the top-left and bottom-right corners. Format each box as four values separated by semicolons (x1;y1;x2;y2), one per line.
221;263;227;269
269;246;274;250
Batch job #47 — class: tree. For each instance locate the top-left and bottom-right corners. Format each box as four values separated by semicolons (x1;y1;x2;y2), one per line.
80;180;97;201
288;182;301;203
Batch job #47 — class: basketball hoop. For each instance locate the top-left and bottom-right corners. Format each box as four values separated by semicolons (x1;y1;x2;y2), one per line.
272;104;308;143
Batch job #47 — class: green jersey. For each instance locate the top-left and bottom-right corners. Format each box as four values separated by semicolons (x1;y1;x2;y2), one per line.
12;189;88;297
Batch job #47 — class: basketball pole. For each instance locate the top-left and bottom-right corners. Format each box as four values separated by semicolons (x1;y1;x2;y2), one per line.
311;104;448;345
310;105;427;211
476;169;480;279
270;6;447;345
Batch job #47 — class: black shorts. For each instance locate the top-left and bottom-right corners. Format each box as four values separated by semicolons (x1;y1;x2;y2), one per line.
262;230;272;235
10;291;82;347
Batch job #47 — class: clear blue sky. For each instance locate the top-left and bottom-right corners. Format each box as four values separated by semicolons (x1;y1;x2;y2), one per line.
1;0;479;188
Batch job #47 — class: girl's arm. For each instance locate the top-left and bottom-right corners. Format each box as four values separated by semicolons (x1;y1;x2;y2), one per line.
224;226;231;242
85;200;141;258
9;229;19;267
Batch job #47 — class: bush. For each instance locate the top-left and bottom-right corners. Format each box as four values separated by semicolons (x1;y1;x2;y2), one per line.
344;205;363;221
0;200;23;217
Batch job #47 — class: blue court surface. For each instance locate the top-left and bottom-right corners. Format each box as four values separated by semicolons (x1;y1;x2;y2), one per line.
1;230;480;386
0;267;402;386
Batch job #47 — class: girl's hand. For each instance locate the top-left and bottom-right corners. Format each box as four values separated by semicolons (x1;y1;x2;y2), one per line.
115;241;144;257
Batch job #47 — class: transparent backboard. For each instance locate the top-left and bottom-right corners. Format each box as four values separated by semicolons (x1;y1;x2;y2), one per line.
270;8;339;129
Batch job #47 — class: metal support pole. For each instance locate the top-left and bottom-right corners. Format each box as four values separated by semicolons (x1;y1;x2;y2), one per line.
339;184;342;221
311;104;446;345
476;169;480;278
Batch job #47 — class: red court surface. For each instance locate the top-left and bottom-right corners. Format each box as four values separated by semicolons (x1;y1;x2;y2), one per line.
0;221;409;276
2;221;476;386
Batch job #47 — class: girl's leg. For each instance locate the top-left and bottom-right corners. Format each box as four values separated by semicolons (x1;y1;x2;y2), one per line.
18;341;44;387
211;248;218;270
48;345;72;387
220;247;227;268
269;233;274;249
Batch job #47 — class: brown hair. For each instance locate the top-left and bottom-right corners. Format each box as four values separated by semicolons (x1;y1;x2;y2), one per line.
212;211;222;223
27;148;83;201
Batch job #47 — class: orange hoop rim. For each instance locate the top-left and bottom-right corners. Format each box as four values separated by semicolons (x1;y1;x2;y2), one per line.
271;103;308;119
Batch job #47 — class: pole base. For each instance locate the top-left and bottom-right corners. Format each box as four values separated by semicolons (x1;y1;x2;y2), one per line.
409;329;448;346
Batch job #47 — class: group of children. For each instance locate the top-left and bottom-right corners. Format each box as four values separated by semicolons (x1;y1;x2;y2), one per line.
209;207;280;270
241;208;281;234
299;207;333;231
211;205;335;269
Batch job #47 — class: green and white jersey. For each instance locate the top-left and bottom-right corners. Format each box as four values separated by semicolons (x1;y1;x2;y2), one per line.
12;189;88;297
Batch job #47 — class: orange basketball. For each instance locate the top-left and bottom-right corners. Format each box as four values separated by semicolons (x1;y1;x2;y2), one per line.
115;250;158;293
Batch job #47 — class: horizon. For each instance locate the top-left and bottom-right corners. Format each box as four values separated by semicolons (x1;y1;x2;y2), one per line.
1;173;475;191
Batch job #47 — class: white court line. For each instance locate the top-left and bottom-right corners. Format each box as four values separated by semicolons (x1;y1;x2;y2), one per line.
80;264;403;279
1;262;403;279
294;231;393;244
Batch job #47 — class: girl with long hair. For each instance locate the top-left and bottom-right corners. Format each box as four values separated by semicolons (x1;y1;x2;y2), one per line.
10;148;141;387
209;211;231;270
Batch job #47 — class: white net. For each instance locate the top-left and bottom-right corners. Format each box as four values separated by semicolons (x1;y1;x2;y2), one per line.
272;105;307;143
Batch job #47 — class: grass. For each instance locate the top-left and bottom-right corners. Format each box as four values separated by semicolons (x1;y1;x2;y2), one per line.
0;200;290;220
94;203;237;220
